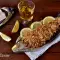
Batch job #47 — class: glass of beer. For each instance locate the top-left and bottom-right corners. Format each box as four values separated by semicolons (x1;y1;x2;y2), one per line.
18;0;35;22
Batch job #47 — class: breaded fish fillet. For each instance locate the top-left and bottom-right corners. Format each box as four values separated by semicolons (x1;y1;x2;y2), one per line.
22;18;60;48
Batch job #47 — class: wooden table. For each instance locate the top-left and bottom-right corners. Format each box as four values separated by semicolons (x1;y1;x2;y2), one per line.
0;0;60;60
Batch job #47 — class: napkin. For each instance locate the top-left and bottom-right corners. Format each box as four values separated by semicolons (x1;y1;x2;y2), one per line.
25;33;60;60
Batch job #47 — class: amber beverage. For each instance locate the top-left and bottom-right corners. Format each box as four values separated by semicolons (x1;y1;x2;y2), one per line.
18;0;35;22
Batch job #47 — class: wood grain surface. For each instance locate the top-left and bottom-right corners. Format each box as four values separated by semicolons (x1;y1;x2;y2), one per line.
0;0;60;60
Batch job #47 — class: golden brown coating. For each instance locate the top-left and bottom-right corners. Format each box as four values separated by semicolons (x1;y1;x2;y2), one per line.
22;18;60;48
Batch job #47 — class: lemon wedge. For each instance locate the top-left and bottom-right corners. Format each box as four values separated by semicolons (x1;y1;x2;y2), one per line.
12;20;19;33
12;45;18;52
30;21;42;30
43;16;55;24
0;32;11;42
20;28;32;38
